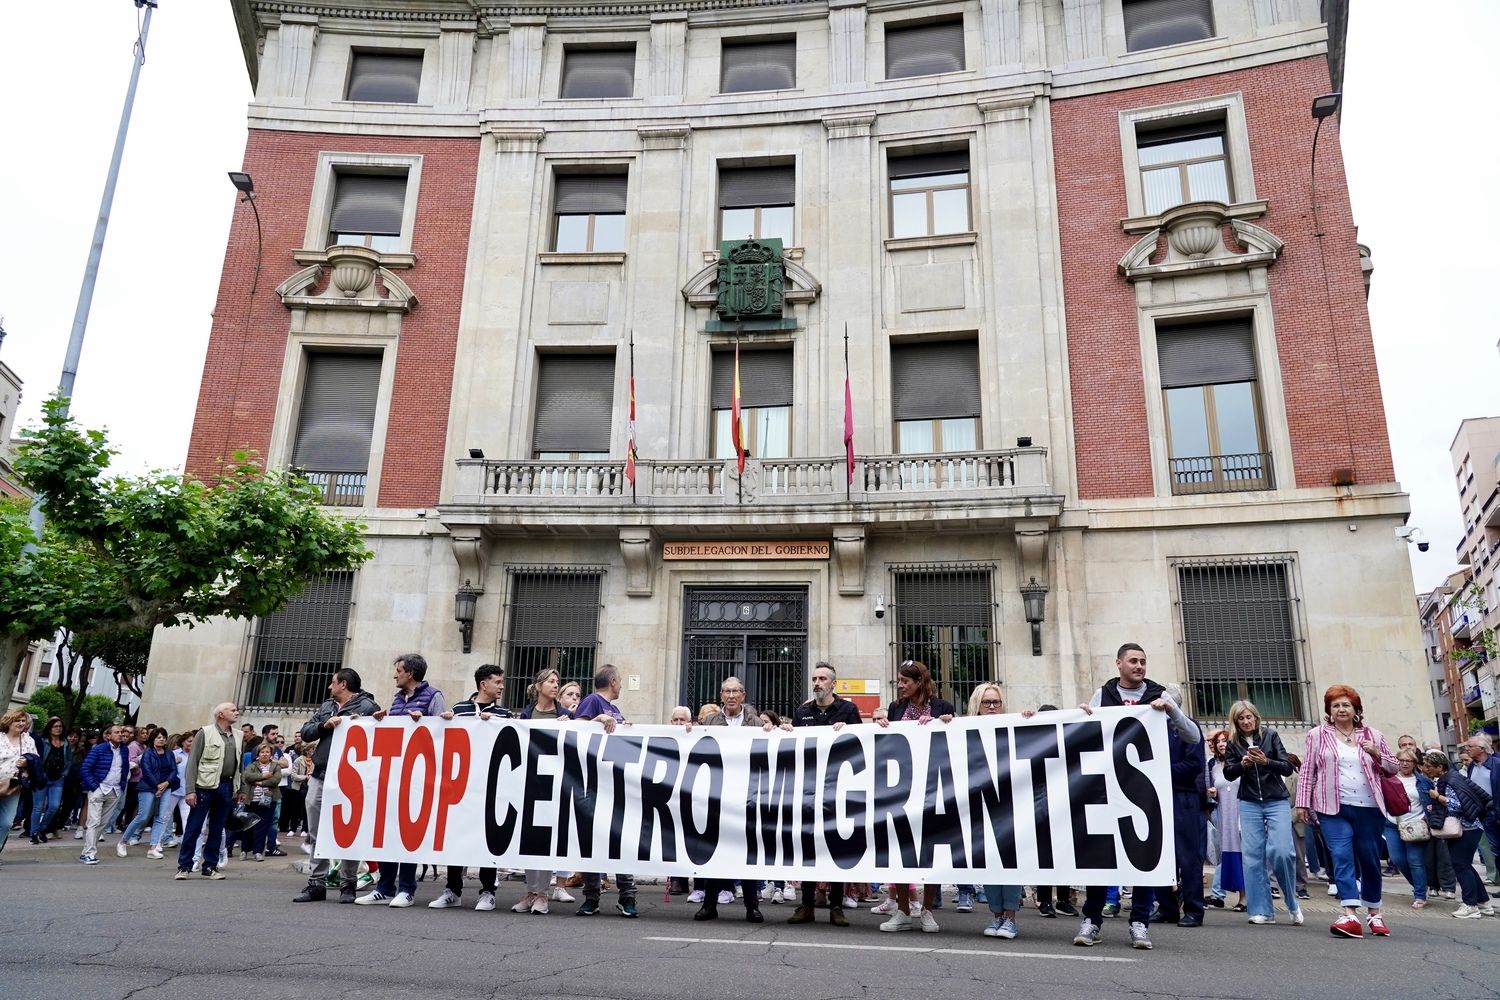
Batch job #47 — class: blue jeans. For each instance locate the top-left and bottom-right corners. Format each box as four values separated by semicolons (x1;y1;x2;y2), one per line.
1448;828;1487;906
121;789;160;845
1320;804;1385;908
150;795;179;847
175;782;234;873
982;884;1022;914
1240;799;1298;917
268;798;282;851
376;861;418;899
30;781;63;836
0;792;20;853
1382;821;1427;901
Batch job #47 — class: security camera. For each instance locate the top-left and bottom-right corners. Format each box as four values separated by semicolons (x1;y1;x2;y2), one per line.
1395;526;1430;553
874;595;886;620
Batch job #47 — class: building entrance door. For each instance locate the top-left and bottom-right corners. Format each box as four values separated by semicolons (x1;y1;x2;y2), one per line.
680;587;807;722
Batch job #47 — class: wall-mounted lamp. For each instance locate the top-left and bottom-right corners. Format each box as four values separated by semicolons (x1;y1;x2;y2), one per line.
227;171;264;296
468;447;485;460
227;171;256;199
1310;93;1342;120
1020;576;1048;657
1016;436;1033;448
454;584;479;654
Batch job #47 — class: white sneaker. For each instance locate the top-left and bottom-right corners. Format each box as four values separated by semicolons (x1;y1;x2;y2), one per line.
880;911;916;932
512;892;537;913
253;852;263;862
354;891;390;905
219;851;229;868
388;892;415;908
871;898;897;914
550;886;574;902
919;910;940;933
162;838;179;848
1248;914;1275;925
531;895;549;915
717;890;734;905
687;889;705;904
1480;904;1497;917
299;842;314;856
771;889;785;904
1453;904;1483;919
116;842;128;858
429;889;462;909
843;896;859;910
127;837;142;846
1289;908;1305;926
1327;884;1339;896
191;859;203;873
146;846;163;860
476;891;497;911
73;829;84;840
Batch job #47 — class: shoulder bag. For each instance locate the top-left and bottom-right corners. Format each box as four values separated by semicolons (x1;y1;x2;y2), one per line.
1397;811;1431;842
1431;814;1463;839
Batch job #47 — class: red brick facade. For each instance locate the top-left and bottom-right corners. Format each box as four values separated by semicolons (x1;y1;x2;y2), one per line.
185;130;478;508
1054;56;1395;499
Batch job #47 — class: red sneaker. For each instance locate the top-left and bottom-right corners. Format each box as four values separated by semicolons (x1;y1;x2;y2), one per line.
1330;915;1363;938
1367;915;1390;937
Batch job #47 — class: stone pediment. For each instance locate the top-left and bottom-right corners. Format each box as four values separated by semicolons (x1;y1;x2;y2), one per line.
276;246;416;313
1117;201;1283;282
682;256;821;310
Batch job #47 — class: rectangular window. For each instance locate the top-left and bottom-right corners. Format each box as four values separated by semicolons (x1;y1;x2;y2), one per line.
1137;121;1230;214
327;172;407;252
885;18;965;79
533;354;616;459
1123;0;1215;52
1177;558;1305;723
710;348;793;460
721;37;796;93
553;174;628;253
889;149;970;238
292;352;382;506
718;164;795;244
560;47;636;99
890;340;981;454
1158;319;1269;494
501;568;604;712
245;572;355;710
889;564;996;707
346;50;423;103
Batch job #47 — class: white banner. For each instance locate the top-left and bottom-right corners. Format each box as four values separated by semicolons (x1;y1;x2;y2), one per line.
314;707;1176;884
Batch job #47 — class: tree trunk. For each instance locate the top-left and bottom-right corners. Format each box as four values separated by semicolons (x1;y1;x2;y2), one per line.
0;633;27;710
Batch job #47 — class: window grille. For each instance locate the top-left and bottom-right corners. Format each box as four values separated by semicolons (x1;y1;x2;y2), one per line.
1175;556;1308;724
244;572;355;709
500;567;605;713
887;563;998;707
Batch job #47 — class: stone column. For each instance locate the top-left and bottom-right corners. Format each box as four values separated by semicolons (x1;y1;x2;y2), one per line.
507;17;546;103
437;23;476;110
271;13;318;103
979;0;1022;68
828;0;867;90
822;112;879;453
1060;0;1104;62
649;14;687;100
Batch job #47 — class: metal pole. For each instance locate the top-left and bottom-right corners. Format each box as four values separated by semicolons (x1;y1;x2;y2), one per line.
28;1;155;539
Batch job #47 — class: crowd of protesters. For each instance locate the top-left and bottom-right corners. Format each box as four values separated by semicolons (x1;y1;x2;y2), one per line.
5;644;1498;951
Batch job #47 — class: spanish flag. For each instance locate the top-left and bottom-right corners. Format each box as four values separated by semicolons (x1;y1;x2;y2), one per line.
624;372;638;485
731;338;746;475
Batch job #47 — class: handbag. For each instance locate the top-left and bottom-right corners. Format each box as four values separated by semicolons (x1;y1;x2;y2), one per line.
1398;812;1431;843
1431;815;1463;839
1379;773;1412;816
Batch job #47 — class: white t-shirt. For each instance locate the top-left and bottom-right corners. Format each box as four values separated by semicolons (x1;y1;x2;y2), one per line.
100;745;123;795
1336;739;1376;808
1397;772;1422;820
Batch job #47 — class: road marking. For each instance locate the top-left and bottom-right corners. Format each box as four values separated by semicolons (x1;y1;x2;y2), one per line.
643;936;1138;963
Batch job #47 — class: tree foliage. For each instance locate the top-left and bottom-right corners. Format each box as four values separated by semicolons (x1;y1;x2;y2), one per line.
1;397;373;702
23;684;123;734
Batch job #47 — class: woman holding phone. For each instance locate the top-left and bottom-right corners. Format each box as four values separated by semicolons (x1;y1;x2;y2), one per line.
1222;701;1302;926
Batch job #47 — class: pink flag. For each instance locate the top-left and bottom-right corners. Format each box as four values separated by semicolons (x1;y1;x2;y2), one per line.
843;373;855;485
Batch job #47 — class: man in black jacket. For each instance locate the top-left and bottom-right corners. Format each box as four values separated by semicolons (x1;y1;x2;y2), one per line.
429;664;509;912
292;668;381;903
1152;684;1208;927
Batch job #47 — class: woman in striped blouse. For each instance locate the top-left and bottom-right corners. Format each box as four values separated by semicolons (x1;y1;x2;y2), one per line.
1294;685;1399;939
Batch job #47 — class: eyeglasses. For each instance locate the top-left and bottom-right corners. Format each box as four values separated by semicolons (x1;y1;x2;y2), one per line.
980;700;1003;708
720;688;743;695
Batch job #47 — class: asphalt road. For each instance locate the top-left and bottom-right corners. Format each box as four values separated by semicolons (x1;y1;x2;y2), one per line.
5;838;1500;1000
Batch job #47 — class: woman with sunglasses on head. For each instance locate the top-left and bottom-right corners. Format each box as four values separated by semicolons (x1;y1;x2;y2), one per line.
874;660;954;933
1294;685;1399;938
1419;750;1493;918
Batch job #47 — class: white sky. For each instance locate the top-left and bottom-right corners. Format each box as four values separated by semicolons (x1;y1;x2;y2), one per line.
0;2;1495;595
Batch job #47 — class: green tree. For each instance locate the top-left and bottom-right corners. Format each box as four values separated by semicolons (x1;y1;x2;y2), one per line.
23;685;123;733
1;397;372;705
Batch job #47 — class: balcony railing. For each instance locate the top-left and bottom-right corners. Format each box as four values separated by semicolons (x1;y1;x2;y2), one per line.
300;471;367;507
459;448;1050;508
1169;452;1273;495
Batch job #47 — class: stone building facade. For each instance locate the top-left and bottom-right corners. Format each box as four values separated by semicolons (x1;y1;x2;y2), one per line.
143;0;1430;742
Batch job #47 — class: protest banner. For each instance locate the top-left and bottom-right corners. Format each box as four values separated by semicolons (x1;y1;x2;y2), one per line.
314;706;1176;884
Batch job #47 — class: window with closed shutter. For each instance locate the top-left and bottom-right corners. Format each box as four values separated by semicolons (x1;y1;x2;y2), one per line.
246;571;355;708
1123;0;1215;52
1157;319;1268;494
890;340;981;454
889;564;997;706
327;173;407;251
721;38;797;93
532;354;616;457
718;164;795;243
888;148;970;238
501;568;604;712
885;19;965;79
560;47;636;98
553;173;628;252
292;352;381;504
710;348;793;459
346;51;423;103
1176;558;1305;722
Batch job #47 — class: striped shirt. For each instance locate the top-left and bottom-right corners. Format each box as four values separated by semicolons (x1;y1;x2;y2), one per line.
1294;723;1398;816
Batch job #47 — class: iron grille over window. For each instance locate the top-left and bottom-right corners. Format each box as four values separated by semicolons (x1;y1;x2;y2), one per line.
1123;0;1215;52
501;568;605;713
346;51;423;103
1176;557;1306;723
888;564;997;706
244;572;355;709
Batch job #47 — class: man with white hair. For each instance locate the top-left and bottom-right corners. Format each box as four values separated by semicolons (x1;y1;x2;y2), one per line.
174;703;244;881
1465;733;1500;888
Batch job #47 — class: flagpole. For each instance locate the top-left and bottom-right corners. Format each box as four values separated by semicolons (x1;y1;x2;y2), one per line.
844;323;851;504
628;329;637;504
734;327;744;506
